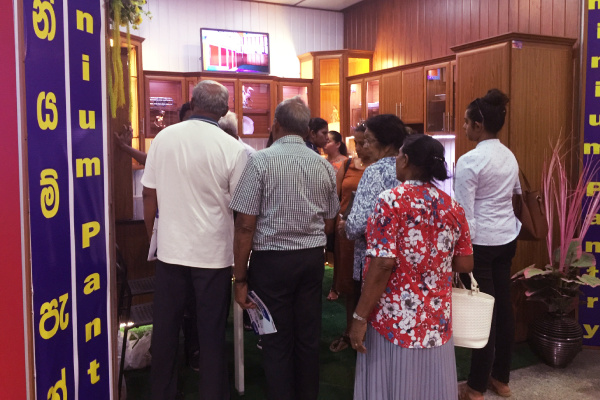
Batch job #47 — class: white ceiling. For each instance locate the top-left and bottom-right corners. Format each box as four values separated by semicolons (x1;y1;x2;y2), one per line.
242;0;363;11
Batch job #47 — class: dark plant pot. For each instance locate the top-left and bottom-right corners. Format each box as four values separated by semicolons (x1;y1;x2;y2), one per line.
528;313;582;368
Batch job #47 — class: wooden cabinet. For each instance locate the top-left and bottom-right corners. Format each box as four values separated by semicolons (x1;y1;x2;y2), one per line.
380;71;401;115
425;62;453;134
347;76;381;129
144;75;186;143
239;79;276;138
400;67;424;124
452;33;576;274
298;50;373;136
378;67;424;125
278;79;312;107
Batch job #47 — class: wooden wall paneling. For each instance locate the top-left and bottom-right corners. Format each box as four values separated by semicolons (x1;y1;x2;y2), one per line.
401;67;424;123
480;0;490;39
540;0;554;35
529;0;541;34
446;0;458;51
518;0;530;32
498;0;510;34
488;0;500;37
344;0;578;70
564;0;581;40
454;42;511;158
508;0;520;32
552;0;566;37
470;0;481;43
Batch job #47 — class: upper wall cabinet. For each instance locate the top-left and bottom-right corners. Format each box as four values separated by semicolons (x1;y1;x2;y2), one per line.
144;72;310;145
348;76;380;129
144;75;186;144
400;67;424;124
378;67;424;126
425;62;455;134
299;50;373;135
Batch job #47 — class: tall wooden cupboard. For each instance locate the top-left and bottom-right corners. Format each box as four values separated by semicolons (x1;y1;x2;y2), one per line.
298;50;373;135
452;33;577;275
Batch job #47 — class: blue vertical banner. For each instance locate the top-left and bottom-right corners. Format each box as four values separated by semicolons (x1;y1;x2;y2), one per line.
582;2;600;347
23;0;113;397
24;0;75;397
67;1;112;398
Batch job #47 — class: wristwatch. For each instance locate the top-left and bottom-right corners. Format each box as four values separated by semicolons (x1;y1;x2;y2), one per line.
232;275;247;284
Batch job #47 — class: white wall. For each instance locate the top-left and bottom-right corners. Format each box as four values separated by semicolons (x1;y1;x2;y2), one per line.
134;0;344;77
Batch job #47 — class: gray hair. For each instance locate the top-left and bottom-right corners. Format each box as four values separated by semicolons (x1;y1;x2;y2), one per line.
218;111;238;138
274;96;310;137
192;80;229;116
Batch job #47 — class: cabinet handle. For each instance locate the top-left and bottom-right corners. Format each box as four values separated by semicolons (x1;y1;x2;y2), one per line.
395;103;398;117
442;112;446;132
399;103;402;119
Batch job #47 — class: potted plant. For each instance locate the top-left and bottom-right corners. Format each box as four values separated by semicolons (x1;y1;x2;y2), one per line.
512;141;600;367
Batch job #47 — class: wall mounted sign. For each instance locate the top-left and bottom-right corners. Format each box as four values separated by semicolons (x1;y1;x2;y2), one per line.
23;0;112;397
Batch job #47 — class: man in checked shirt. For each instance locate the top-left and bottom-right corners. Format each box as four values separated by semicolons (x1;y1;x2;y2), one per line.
230;97;340;400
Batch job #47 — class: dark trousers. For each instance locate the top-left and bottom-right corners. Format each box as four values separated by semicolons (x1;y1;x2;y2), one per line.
461;239;517;393
150;261;231;400
249;247;325;400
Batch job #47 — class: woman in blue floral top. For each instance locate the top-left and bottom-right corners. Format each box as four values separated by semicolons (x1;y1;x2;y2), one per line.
340;114;408;288
349;134;474;400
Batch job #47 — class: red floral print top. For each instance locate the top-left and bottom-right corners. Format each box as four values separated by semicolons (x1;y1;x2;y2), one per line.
364;181;473;348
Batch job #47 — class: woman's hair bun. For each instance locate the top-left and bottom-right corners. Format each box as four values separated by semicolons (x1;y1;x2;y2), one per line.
482;88;509;108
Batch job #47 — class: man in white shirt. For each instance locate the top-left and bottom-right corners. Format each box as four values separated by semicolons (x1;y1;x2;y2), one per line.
141;80;248;399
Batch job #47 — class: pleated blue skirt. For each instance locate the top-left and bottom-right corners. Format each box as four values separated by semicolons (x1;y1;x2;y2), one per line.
354;325;458;400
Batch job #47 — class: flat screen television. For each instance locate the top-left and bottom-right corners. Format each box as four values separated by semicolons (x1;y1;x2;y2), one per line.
201;28;270;74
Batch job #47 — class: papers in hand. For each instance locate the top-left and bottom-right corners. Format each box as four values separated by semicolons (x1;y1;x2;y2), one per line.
247;291;277;335
147;216;158;261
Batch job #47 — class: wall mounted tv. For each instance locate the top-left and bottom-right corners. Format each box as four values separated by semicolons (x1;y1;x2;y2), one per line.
201;28;270;74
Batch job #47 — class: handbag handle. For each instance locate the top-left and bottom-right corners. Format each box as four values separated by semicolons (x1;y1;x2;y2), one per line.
519;168;532;192
453;272;480;294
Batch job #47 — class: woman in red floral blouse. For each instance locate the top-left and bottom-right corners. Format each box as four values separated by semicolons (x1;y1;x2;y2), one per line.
349;134;474;400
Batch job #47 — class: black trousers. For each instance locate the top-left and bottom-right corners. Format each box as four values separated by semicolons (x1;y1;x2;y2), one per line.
150;260;231;400
249;247;325;400
461;239;517;393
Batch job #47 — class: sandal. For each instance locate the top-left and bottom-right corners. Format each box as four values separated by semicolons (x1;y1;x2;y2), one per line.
326;287;339;301
329;334;350;352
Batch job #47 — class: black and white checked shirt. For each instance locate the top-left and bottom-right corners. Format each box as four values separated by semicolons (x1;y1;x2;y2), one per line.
230;135;340;251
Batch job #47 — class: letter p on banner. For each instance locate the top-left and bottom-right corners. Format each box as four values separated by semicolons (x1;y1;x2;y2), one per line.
82;221;100;248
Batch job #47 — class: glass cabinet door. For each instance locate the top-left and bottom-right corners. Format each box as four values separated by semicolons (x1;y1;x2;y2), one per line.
240;81;271;137
366;78;380;119
200;78;236;112
349;79;363;130
319;58;341;132
147;78;184;140
281;84;309;105
425;65;449;133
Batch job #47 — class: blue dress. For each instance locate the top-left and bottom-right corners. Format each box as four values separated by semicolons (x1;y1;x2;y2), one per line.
345;157;399;281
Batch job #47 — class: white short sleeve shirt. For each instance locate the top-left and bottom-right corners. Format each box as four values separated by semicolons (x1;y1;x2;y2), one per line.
454;139;521;246
141;118;248;268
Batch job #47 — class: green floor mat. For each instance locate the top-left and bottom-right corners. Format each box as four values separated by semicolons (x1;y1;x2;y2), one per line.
124;266;539;399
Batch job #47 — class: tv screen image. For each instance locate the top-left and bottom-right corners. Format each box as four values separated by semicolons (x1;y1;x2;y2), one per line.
201;28;270;74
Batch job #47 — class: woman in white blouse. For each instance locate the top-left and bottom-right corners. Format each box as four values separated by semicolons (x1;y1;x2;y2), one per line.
454;89;521;400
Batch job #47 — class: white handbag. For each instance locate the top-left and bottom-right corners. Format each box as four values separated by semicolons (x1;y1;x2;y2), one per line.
452;272;495;349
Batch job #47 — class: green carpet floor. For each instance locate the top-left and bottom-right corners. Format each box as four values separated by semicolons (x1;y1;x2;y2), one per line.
124;266;539;399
